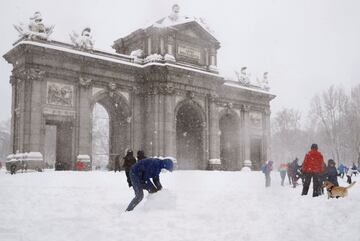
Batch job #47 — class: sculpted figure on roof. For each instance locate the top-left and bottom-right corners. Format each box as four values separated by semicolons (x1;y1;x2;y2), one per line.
13;11;54;41
69;27;94;51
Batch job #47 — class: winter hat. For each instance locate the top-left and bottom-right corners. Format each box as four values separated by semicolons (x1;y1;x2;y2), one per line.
311;143;318;150
328;159;335;166
161;158;174;172
137;150;145;159
126;149;133;155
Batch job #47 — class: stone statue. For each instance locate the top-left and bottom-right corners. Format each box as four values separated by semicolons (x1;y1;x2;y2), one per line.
235;67;250;85
262;72;270;91
69;27;94;51
169;4;180;21
256;72;270;91
13;11;54;41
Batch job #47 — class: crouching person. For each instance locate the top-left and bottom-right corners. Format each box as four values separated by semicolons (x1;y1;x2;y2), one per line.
126;157;174;211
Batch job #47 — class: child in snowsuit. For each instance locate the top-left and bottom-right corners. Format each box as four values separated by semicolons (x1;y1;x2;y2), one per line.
122;150;137;187
325;159;339;186
126;157;174;211
279;163;288;186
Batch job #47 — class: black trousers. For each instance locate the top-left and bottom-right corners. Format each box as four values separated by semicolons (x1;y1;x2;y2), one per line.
301;172;321;197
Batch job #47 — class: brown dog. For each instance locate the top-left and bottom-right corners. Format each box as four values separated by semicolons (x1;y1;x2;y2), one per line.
322;181;356;199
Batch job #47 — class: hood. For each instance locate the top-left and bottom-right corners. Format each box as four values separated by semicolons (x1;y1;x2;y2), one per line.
160;158;174;172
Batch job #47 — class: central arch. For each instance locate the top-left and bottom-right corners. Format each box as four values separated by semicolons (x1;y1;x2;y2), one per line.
91;91;131;170
175;100;205;169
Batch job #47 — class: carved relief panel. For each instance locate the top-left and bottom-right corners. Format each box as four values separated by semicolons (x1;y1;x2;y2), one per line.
249;111;262;129
46;82;74;106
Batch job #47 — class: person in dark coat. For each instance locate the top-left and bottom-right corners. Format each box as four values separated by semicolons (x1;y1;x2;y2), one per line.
10;163;17;175
262;161;273;187
122;150;137;187
325;159;339;186
301;144;325;197
114;155;121;172
136;150;146;161
126;157;174;211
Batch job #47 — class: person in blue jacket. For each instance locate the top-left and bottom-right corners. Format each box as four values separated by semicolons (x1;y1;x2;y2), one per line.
125;157;174;211
338;163;345;178
326;159;339;186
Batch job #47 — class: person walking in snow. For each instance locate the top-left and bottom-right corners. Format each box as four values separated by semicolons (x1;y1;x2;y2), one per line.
338;163;346;178
346;166;353;184
301;144;325;197
125;157;174;211
325;159;339;186
288;158;301;188
262;160;273;187
279;162;288;186
122;150;137;187
351;163;358;176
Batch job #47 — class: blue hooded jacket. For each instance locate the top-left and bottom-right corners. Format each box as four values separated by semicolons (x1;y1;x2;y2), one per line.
131;157;173;180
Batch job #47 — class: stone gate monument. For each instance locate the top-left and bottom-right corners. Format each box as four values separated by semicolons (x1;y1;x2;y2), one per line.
3;6;275;170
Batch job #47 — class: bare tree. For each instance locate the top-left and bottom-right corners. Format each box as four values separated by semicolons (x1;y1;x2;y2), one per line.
309;85;349;163
271;108;307;162
346;84;360;162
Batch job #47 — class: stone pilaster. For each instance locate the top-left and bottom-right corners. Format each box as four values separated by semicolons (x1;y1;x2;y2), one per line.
77;77;93;158
21;69;46;153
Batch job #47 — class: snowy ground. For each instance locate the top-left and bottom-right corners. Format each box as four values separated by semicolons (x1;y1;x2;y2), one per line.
0;168;359;241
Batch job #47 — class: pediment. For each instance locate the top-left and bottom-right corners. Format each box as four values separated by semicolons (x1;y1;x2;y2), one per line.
173;21;219;46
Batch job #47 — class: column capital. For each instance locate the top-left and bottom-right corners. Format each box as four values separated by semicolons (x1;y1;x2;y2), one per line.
13;68;46;81
241;104;251;112
79;76;92;88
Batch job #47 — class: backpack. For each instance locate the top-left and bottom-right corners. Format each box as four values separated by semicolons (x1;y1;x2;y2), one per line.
261;164;267;173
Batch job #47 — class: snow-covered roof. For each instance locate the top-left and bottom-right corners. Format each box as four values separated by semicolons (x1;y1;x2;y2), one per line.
10;40;222;78
7;40;274;96
224;81;276;96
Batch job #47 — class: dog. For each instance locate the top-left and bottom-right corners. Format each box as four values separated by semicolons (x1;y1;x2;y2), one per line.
322;181;356;199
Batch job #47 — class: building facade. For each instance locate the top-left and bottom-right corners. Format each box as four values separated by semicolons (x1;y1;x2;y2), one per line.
3;7;275;170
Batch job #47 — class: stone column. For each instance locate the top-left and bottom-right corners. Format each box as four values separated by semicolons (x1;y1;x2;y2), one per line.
163;89;175;157
9;76;16;153
208;95;221;169
132;90;144;153
241;104;251;161
144;93;155;156
262;109;271;162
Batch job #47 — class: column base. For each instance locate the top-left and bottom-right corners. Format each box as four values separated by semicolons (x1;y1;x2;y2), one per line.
207;159;222;170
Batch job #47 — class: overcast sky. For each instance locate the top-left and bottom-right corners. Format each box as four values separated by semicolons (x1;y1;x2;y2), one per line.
1;0;359;123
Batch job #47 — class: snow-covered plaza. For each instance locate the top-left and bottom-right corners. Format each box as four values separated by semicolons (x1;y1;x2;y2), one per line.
0;169;359;241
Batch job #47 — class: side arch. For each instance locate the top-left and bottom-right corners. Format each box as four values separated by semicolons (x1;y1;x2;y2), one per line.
90;90;131;170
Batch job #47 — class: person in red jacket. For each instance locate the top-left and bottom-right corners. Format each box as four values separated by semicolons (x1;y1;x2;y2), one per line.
301;143;325;197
